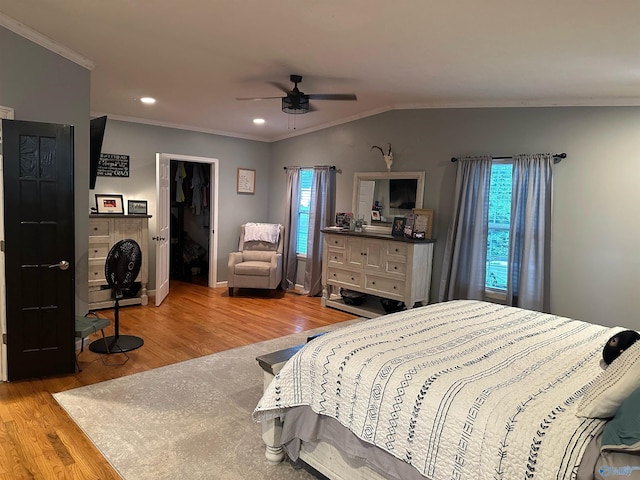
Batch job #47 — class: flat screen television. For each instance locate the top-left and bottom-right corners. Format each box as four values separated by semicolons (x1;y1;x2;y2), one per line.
389;178;417;209
89;115;107;190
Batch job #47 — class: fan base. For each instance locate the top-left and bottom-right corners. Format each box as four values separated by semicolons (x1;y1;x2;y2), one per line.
89;335;144;354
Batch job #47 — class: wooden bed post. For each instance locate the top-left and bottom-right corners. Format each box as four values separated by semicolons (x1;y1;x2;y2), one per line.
261;416;285;464
256;344;305;464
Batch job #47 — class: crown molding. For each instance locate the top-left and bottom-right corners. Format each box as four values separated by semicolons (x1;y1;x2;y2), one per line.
0;13;95;70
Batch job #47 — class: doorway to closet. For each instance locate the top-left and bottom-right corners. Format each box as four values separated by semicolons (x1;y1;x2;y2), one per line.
155;153;218;306
171;160;210;285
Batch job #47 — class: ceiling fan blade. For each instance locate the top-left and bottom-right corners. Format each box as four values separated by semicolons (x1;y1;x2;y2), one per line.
267;81;292;94
236;96;283;101
307;93;357;101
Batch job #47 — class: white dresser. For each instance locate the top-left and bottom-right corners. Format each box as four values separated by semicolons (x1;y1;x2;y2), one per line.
321;230;434;318
88;214;151;310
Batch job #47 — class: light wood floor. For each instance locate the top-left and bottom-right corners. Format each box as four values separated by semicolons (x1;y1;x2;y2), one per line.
0;281;355;480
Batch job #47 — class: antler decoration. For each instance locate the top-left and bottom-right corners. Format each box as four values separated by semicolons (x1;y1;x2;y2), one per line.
371;143;393;172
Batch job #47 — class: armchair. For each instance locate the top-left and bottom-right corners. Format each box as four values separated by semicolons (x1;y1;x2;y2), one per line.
227;223;284;296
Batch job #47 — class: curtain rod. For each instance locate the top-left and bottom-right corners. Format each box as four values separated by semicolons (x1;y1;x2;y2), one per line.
450;153;566;164
283;165;336;170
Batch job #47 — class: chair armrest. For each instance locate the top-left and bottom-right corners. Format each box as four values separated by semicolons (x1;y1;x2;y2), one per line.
228;251;244;268
269;253;283;288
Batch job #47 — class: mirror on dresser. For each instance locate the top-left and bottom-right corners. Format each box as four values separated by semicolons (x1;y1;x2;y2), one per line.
352;171;425;233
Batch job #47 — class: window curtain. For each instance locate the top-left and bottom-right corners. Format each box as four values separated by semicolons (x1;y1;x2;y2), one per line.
438;156;492;301
506;153;554;312
303;166;335;296
282;167;301;290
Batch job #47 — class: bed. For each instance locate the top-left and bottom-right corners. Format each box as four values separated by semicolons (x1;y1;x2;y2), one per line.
254;300;640;479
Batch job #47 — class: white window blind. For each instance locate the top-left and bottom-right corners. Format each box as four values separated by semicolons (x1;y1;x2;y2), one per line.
296;169;313;255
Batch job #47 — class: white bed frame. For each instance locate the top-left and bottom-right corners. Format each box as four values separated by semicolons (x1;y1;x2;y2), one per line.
261;414;387;479
259;355;387;479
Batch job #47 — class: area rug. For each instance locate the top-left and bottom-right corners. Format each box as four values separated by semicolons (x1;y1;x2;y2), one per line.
53;320;362;480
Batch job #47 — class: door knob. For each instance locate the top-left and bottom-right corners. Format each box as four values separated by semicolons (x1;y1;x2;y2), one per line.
49;260;70;270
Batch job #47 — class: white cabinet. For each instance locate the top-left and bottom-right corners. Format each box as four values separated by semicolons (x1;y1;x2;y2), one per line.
321;231;434;318
88;214;150;310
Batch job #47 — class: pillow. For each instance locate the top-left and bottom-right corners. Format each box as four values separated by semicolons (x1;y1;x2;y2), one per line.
601;385;640;452
576;340;640;418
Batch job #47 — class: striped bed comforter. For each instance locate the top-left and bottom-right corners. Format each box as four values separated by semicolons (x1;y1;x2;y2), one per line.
254;300;619;479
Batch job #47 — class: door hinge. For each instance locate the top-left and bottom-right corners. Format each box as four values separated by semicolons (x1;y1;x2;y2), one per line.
0;240;4;252
2;333;6;344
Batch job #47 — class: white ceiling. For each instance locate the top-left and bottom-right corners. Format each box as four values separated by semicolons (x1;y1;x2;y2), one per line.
1;1;639;142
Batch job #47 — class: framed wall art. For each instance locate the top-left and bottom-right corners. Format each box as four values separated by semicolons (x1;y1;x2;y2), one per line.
237;168;256;194
95;194;124;214
128;199;148;215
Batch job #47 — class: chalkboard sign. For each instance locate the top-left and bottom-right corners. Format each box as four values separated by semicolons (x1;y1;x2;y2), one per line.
97;153;129;178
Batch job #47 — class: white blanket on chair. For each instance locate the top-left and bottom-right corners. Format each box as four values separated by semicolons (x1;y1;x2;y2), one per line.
244;223;280;243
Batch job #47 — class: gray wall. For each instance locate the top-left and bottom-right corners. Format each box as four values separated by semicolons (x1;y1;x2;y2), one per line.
0;26;91;314
5;24;639;331
95;120;271;288
270;107;640;330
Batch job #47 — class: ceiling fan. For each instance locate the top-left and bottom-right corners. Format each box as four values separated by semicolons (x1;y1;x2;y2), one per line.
236;74;357;114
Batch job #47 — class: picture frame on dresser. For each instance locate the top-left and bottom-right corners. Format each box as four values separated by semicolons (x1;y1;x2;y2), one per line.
127;199;148;215
392;217;406;237
413;208;434;239
95;194;124;214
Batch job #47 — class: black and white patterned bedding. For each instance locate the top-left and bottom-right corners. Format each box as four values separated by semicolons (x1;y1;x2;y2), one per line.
254;300;619;479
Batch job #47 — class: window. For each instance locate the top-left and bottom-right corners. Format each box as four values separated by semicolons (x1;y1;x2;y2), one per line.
296;168;313;255
486;162;512;291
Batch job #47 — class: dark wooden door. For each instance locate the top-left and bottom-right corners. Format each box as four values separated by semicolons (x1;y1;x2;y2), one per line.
2;119;75;381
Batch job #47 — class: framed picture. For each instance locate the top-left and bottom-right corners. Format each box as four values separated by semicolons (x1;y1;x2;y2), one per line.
413;208;434;239
128;199;148;215
392;216;406;237
237;168;256;194
95;194;124;214
371;210;381;222
335;212;353;228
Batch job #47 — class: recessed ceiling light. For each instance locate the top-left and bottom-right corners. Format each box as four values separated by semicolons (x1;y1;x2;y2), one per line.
253;118;265;125
140;97;156;104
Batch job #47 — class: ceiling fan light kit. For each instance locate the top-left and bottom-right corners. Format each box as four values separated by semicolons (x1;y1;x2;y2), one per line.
282;95;310;114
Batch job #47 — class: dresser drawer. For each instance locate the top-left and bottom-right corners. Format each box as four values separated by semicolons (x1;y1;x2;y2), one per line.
88;260;106;285
386;242;408;259
385;260;407;276
89;218;111;237
326;249;346;265
88;242;110;259
365;275;405;299
326;268;361;288
325;235;346;249
88;285;113;303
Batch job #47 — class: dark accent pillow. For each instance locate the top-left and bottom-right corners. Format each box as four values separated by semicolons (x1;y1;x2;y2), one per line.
603;330;640;365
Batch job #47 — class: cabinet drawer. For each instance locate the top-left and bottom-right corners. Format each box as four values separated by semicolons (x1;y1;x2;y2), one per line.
88;260;106;285
386;242;408;259
88;243;110;259
326;235;346;249
89;218;111;237
326;249;346;265
365;275;405;298
326;268;361;288
88;286;113;303
385;260;407;276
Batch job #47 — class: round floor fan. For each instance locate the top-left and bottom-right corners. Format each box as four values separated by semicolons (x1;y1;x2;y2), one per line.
89;239;144;354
